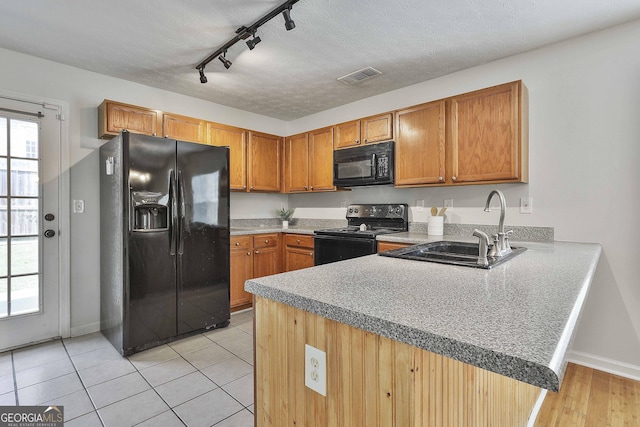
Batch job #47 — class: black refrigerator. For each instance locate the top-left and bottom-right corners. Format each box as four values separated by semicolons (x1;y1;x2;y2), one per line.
100;131;230;356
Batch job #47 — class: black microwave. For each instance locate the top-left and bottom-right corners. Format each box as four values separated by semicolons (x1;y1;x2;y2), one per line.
333;141;394;187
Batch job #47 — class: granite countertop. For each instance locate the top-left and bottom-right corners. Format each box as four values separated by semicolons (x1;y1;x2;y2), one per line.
245;239;602;391
230;226;316;236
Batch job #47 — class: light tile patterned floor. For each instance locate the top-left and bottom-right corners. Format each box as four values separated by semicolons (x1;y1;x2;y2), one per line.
0;309;255;426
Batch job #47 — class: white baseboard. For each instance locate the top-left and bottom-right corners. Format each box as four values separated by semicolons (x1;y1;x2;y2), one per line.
527;389;548;427
568;350;640;382
70;321;101;338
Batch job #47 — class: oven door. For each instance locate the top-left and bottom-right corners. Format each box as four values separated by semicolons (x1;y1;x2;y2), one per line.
314;234;377;266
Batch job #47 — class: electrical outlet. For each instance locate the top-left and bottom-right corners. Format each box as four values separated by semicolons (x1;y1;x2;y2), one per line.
415;199;425;212
280;202;286;210
305;344;327;396
443;198;453;210
73;199;85;214
520;197;533;214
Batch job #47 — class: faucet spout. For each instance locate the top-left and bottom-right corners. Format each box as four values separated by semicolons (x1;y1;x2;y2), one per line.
472;229;490;267
483;189;512;256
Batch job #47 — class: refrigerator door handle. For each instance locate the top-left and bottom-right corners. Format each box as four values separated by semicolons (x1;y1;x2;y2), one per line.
169;169;177;255
177;170;186;255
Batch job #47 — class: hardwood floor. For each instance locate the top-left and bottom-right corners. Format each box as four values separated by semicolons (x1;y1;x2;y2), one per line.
534;363;640;426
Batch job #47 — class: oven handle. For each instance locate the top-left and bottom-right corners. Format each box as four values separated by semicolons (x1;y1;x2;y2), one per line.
313;234;379;245
372;153;377;179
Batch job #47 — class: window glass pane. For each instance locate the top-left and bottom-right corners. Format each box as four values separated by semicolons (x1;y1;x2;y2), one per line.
0;118;6;156
11;198;38;236
11;236;38;276
0;238;6;277
10;159;39;197
10;120;38;158
0;278;7;318
10;275;39;315
0;199;6;237
0;158;6;197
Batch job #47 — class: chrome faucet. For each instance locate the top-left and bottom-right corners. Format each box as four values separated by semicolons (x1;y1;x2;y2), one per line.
472;229;490;267
484;189;512;257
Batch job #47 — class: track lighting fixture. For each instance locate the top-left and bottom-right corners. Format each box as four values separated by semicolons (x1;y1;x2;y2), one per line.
282;7;295;31
198;67;207;84
218;52;232;69
246;33;262;50
195;0;299;80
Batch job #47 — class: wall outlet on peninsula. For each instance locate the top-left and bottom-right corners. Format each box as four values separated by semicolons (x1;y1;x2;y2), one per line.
305;344;327;396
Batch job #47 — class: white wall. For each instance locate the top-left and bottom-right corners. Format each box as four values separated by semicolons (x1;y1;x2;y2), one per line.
285;21;640;372
0;47;287;335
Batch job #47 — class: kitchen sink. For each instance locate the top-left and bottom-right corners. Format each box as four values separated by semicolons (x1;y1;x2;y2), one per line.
378;241;527;269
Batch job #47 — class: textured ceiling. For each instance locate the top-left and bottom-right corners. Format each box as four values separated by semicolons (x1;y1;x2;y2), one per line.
1;1;639;120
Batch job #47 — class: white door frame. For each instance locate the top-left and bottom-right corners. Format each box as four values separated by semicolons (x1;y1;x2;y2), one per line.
0;89;71;340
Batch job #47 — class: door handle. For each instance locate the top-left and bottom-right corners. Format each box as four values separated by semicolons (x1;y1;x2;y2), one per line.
44;213;55;221
177;170;186;255
44;229;55;238
169;170;177;255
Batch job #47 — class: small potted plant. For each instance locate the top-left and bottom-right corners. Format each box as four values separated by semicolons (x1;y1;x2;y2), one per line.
275;207;295;229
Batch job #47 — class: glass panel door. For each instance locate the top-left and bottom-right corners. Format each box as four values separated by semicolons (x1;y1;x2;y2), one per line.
0;116;41;318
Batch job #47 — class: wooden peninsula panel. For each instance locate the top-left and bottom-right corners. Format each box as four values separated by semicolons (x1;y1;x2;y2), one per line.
254;296;541;427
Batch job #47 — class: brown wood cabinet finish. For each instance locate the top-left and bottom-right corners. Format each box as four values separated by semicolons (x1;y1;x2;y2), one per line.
284;133;310;192
308;126;335;191
284;234;314;272
162;113;205;144
207;122;247;191
248;132;282;192
230;234;282;310
362;112;393;144
98;100;161;139
254;297;540;427
449;80;528;184
395;101;446;186
334;120;361;149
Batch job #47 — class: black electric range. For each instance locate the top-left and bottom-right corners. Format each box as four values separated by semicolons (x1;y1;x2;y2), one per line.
314;204;408;265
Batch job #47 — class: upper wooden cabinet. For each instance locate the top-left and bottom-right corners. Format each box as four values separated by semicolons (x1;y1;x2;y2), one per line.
248;131;282;192
284;133;310;192
162;113;205;144
98;100;161;139
207;122;247;191
449;81;528;184
285;127;335;193
395;100;446;187
335;113;393;149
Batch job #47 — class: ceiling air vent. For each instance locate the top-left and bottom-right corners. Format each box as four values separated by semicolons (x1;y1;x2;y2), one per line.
337;67;382;85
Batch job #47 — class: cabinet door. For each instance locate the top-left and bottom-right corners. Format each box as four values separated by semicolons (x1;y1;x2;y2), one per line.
285;133;309;193
308;127;335;192
362;113;393;144
230;246;254;308
395;100;446;186
248;132;282;192
377;242;411;253
253;234;281;277
98;100;161;139
208;122;247;191
334;120;361;149
284;246;315;272
162;113;205;144
449;81;523;183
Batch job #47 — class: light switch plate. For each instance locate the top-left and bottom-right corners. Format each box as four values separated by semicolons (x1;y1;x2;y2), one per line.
520;197;533;214
305;344;327;396
73;199;85;214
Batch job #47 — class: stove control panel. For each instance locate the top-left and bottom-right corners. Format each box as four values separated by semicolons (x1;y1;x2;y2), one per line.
346;204;407;219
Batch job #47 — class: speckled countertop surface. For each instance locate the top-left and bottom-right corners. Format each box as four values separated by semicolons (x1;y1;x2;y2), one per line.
245;239;602;391
230;226;316;236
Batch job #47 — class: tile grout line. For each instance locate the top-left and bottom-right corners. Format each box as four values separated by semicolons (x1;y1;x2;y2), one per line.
11;351;19;405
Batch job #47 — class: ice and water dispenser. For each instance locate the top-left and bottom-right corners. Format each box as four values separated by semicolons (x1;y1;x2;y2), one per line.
131;191;168;231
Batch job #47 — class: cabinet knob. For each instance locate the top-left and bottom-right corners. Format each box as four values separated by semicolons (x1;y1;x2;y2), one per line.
355;139;360;144
364;139;367;143
153;133;157;136
247;251;251;256
296;239;300;243
452;176;457;182
235;242;240;246
265;239;269;243
165;135;169;138
250;186;254;190
304;186;308;190
255;250;260;254
438;176;444;182
309;252;313;256
310;186;314;190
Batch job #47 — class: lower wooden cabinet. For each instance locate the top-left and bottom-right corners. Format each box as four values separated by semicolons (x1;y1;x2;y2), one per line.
377;241;412;253
230;234;282;310
284;234;314;272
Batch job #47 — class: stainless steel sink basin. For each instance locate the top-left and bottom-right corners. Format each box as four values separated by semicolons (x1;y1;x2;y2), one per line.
378;241;527;269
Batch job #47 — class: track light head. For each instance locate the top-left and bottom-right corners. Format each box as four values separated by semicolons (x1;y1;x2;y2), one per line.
198;67;207;84
282;7;295;31
246;34;262;50
218;52;232;69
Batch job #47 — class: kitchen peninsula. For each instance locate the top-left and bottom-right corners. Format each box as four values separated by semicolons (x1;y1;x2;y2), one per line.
245;239;601;426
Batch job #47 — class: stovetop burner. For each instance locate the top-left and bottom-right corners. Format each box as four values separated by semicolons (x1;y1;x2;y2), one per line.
314;204;408;239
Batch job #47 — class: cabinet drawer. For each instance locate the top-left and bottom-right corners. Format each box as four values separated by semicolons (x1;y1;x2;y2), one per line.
253;234;279;249
284;234;314;249
231;236;252;250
